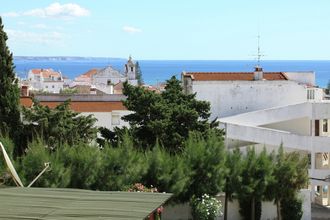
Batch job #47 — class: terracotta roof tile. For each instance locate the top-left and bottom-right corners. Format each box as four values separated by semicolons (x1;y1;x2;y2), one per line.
184;72;288;81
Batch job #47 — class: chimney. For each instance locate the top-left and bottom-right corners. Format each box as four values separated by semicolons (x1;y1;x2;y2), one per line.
254;66;263;80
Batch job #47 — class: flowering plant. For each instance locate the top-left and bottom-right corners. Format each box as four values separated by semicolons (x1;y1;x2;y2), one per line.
191;194;223;220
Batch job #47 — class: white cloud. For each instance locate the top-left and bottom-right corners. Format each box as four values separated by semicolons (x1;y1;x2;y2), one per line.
122;26;142;34
6;29;66;45
31;24;48;29
1;12;20;17
2;2;90;19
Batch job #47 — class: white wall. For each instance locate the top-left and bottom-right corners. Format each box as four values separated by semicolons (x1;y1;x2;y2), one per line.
163;190;311;220
80;110;130;130
192;80;307;120
262;117;311;136
285;72;315;86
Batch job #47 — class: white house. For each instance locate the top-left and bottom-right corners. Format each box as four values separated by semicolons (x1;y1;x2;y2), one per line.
27;69;64;93
20;94;131;131
182;67;330;207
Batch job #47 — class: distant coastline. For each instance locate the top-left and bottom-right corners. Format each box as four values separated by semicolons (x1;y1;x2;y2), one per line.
14;56;126;62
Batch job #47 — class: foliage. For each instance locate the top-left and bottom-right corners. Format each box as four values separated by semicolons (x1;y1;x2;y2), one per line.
59;143;102;189
143;143;188;196
237;147;274;220
19;139;70;188
224;148;243;220
135;61;144;86
0;135;16;186
125;183;158;192
281;196;303;220
60;88;78;94
122;76;221;152
178;131;226;202
96;134;148;191
22;100;98;149
191;194;223;220
266;145;308;219
0;17;22;155
96;126;119;148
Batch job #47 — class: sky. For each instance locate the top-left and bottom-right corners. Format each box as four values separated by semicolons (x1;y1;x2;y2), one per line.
1;0;330;60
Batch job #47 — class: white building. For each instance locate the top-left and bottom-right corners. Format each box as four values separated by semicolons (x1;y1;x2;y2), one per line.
182;67;330;207
22;94;131;131
72;56;138;94
27;69;64;93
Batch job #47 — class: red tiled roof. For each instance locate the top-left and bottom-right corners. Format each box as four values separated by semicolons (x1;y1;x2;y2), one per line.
30;69;61;78
184;72;288;81
81;69;98;78
20;97;126;112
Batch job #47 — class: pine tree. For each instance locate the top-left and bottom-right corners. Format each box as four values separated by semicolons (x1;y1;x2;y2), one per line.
0;17;21;151
135;61;144;86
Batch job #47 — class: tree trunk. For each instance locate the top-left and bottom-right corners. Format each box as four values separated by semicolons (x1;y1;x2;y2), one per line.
224;192;228;220
276;200;282;220
251;197;255;220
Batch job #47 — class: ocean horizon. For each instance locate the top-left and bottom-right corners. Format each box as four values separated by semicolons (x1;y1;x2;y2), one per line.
13;58;330;88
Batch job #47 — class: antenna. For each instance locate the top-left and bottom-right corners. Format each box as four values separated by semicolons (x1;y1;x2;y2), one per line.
253;34;265;67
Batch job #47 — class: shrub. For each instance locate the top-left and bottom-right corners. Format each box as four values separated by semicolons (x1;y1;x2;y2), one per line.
179;131;226;202
281;196;303;220
191;194;223;220
59;143;101;189
143;143;188;195
96;134;147;190
20;139;70;187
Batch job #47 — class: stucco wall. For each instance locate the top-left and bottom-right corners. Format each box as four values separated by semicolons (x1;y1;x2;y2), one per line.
163;190;311;220
261;117;311;136
80;110;130;130
285;72;315;86
192;80;307;120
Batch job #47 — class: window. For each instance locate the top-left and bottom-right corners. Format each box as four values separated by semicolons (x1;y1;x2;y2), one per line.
52;85;55;88
111;113;120;126
307;89;315;100
131;67;134;71
323;119;328;132
107;80;111;85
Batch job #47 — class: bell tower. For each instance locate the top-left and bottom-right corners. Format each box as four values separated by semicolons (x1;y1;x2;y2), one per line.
125;55;136;80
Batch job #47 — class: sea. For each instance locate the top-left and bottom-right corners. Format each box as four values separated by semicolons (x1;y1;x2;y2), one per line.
13;59;330;88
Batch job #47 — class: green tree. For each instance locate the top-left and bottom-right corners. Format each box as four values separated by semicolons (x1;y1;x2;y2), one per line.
179;131;226;202
267;146;308;220
22;100;98;148
224;148;243;220
135;61;143;86
237;147;274;220
122;76;220;152
0;17;21;154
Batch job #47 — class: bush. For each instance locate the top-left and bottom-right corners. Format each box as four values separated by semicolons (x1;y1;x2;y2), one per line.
191;194;223;220
59;143;101;189
0;135;17;186
20;139;70;187
179;131;226;202
143;143;188;195
96;134;147;191
281;196;303;220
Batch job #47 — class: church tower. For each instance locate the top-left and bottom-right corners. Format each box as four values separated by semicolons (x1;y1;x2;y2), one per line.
125;55;136;80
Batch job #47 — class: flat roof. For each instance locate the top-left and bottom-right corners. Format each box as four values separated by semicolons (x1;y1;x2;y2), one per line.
0;187;172;220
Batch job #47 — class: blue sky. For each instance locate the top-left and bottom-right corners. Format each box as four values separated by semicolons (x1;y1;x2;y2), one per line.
1;0;330;60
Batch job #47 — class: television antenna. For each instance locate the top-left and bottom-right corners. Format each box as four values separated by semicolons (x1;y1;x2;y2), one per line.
252;34;265;67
